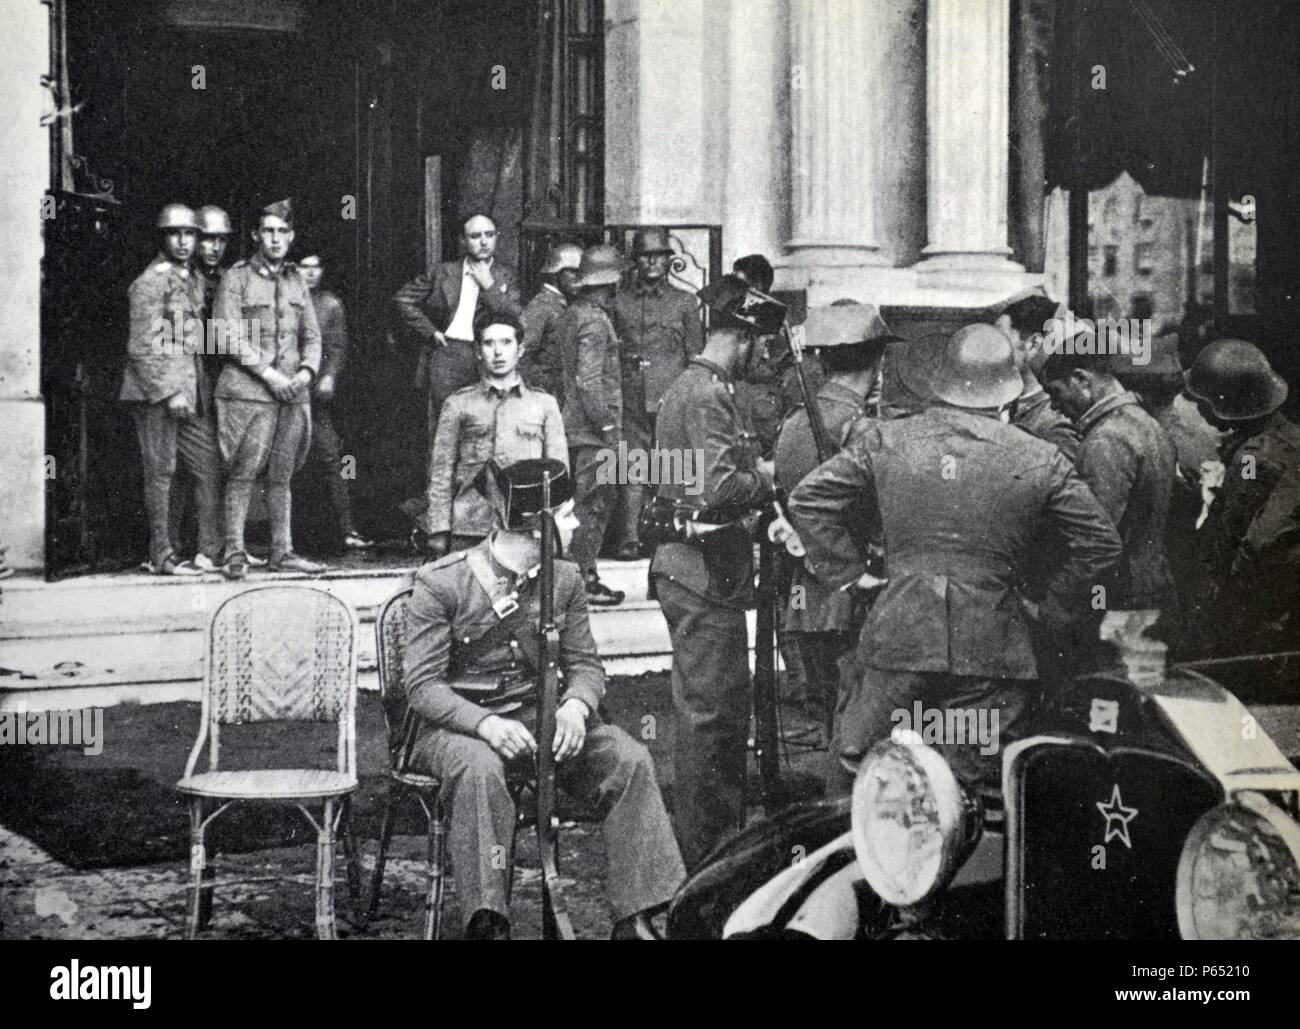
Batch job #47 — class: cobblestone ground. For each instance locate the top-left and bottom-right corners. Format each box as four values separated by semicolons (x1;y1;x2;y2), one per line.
0;673;828;940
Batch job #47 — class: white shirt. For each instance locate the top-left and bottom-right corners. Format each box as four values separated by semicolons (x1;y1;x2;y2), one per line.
446;259;485;341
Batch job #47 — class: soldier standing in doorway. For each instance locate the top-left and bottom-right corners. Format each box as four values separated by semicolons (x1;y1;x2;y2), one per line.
611;227;703;559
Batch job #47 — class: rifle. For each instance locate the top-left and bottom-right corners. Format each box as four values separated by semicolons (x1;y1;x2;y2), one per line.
535;469;575;940
778;310;833;466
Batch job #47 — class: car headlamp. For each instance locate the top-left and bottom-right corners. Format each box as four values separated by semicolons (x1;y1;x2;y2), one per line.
1176;790;1300;940
850;729;979;907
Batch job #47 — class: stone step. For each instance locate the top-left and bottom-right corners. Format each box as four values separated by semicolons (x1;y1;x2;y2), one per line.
0;559;682;710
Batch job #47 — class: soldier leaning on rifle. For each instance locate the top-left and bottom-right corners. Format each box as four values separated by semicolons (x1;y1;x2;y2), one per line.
556;244;627;606
212;198;324;579
773;305;898;745
119;203;223;576
519;243;583;403
649;292;777;869
401;458;685;940
297;252;373;552
611;228;704;559
992;289;1082;465
1183;339;1300;655
789;325;1121;797
422;312;567;558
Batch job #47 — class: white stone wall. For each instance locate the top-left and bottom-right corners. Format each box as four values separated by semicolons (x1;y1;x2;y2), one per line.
0;2;48;571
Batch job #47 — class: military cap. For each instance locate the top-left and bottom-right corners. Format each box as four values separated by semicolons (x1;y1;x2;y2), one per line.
257;197;294;225
579;244;625;286
197;205;232;236
157;203;199;231
1184;338;1288;421
482;458;574;530
698;274;786;335
899;325;1021;409
297;253;323;268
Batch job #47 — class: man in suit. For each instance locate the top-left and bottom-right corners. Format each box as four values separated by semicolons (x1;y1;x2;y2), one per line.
790;325;1121;795
212;198;324;579
393;213;524;431
120;202;223;575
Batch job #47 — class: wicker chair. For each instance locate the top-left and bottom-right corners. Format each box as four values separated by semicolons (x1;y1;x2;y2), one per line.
365;585;530;939
176;585;362;940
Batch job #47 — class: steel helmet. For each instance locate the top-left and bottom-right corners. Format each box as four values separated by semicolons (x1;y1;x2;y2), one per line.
540;243;583;275
578;243;625;287
1184;338;1288;421
630;226;674;257
925;324;1022;409
196;205;232;236
157;203;199;231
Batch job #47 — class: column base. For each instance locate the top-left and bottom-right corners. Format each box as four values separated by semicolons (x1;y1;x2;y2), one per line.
780;243;893;269
914;251;1027;292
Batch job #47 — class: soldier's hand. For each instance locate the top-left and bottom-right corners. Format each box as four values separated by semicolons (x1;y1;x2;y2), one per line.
553;698;588;762
165;393;195;420
477;716;537;762
315;373;336;401
291;369;313;396
261;367;297;402
466;261;495;291
426;532;450;559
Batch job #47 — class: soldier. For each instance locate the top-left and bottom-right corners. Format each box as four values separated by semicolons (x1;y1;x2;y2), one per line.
1041;347;1177;613
392;213;524;437
212;198;324;579
789;325;1121;796
195;205;233;322
557;244;626;606
119;203;223;575
1183;339;1300;655
651;296;778;868
773;305;896;743
519;243;583;402
993;289;1081;464
402;458;686;939
297;253;372;552
423;312;567;557
612;227;704;559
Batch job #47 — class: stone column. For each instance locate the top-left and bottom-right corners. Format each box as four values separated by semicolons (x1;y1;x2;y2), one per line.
0;3;49;570
916;0;1026;289
784;0;889;267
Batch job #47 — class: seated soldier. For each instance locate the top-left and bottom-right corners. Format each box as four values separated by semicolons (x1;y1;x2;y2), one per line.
402;458;686;939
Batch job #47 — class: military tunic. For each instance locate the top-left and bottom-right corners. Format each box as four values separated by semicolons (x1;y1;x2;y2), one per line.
790;405;1122;794
651;357;773;867
1013;386;1081;466
423;379;568;539
403;540;686;926
612;281;704;544
119;253;223;567
519;284;568;402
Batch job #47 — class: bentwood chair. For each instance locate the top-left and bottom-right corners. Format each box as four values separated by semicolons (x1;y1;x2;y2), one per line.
176;585;362;940
365;585;530;939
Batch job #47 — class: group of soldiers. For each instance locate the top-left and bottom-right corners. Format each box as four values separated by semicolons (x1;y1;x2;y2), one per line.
124;203;1300;938
121;198;371;581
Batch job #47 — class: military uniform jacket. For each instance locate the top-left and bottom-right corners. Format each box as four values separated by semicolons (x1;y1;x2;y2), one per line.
789;405;1122;679
774;380;873;632
1074;391;1177;609
425;379;569;537
1205;412;1300;575
404;541;606;738
1014;387;1081;466
612;281;703;415
650;358;774;608
519;285;567;401
311;289;349;383
119;253;209;411
212;254;322;404
558;296;622;449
